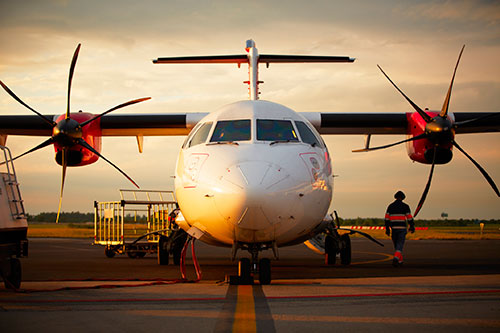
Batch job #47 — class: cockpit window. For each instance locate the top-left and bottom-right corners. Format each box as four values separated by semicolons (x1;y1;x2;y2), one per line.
182;122;202;149
188;122;213;147
295;121;323;147
210;120;251;142
257;119;298;142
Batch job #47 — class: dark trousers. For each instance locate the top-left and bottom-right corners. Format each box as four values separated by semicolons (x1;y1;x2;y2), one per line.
391;228;407;253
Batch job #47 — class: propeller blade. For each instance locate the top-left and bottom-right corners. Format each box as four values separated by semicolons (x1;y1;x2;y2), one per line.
0;137;54;166
453;140;500;197
414;148;437;217
77;138;139;188
56;148;68;224
0;80;56;127
440;45;465;118
353;133;428;152
80;97;151;127
377;65;433;123
454;112;500;128
67;44;81;119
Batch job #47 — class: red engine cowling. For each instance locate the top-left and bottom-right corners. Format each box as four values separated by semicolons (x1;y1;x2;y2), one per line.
53;112;102;166
405;111;454;165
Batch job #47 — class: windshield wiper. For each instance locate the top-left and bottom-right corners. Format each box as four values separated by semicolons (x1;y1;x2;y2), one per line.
207;141;239;146
270;140;291;145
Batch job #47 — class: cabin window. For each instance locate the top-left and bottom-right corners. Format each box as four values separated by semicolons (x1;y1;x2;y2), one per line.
188;122;213;147
257;119;298;142
295;121;323;147
210;119;251;142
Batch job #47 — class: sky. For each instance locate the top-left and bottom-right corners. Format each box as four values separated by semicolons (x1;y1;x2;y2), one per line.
0;0;499;219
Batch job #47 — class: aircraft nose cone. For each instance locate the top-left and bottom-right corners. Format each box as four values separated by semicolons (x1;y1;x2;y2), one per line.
214;161;291;230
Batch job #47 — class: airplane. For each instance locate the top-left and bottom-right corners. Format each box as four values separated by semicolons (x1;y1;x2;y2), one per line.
0;40;499;285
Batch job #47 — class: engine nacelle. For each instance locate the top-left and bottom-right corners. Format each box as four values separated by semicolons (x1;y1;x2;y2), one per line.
405;111;454;165
53;112;102;166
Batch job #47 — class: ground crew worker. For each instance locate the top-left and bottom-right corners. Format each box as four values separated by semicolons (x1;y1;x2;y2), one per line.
385;191;415;267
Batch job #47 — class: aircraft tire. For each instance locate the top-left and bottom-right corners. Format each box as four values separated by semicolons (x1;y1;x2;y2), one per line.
325;235;337;265
158;235;169;265
340;234;351;265
259;258;271;285
173;247;182;265
171;230;188;266
238;258;252;284
3;258;22;290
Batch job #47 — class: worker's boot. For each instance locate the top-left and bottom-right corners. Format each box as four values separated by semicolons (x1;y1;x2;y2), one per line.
392;251;403;267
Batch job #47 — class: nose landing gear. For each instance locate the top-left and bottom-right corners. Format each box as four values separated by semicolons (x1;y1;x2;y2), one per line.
232;242;274;285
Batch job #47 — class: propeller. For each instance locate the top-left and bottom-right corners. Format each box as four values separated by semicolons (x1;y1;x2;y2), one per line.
0;44;151;222
353;45;499;216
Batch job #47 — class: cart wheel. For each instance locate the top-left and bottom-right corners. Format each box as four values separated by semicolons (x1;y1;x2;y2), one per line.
3;258;22;290
158;235;169;265
340;234;351;265
105;246;116;258
127;251;138;259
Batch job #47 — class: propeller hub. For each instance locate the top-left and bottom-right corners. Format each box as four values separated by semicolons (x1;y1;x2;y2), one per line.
53;118;82;145
425;116;454;143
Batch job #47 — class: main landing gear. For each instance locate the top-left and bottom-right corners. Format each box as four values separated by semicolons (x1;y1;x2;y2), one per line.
158;229;189;266
231;243;275;285
323;211;384;266
325;232;351;266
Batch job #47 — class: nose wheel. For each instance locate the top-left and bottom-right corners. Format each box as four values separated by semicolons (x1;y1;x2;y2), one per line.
236;257;272;285
232;243;273;285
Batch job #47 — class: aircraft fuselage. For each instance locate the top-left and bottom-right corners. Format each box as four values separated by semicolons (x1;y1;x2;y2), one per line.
174;100;333;248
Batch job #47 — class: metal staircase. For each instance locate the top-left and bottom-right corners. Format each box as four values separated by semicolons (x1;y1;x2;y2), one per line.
1;146;26;221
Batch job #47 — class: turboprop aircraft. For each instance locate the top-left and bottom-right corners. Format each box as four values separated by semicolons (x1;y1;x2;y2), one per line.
0;40;499;284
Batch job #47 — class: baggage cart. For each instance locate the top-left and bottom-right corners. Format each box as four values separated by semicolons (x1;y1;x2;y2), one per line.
94;189;177;259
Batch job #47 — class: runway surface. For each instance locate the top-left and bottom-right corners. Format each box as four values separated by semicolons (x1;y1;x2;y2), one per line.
1;238;500;332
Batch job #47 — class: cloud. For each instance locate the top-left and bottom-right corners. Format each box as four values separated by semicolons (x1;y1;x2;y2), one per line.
1;0;499;218
397;0;500;24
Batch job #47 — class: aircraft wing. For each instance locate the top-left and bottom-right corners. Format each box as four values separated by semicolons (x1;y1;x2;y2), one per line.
0;111;498;137
0;113;208;137
300;112;500;135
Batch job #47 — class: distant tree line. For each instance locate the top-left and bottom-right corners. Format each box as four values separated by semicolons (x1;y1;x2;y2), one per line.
338;217;499;227
27;212;498;225
27;212;148;223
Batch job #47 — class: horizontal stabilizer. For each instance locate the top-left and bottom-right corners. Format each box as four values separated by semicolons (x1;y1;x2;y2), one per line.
153;54;247;64
259;54;355;63
153;54;354;64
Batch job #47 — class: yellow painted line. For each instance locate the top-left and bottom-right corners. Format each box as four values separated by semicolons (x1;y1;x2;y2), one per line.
232;285;256;333
350;252;393;265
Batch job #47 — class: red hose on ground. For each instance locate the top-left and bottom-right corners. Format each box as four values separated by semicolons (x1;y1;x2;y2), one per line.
191;239;202;282
180;236;202;282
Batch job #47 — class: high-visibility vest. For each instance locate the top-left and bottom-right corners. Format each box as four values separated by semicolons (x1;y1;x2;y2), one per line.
385;200;414;230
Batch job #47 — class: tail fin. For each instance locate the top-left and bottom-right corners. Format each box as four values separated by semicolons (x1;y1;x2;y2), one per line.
153;39;355;100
